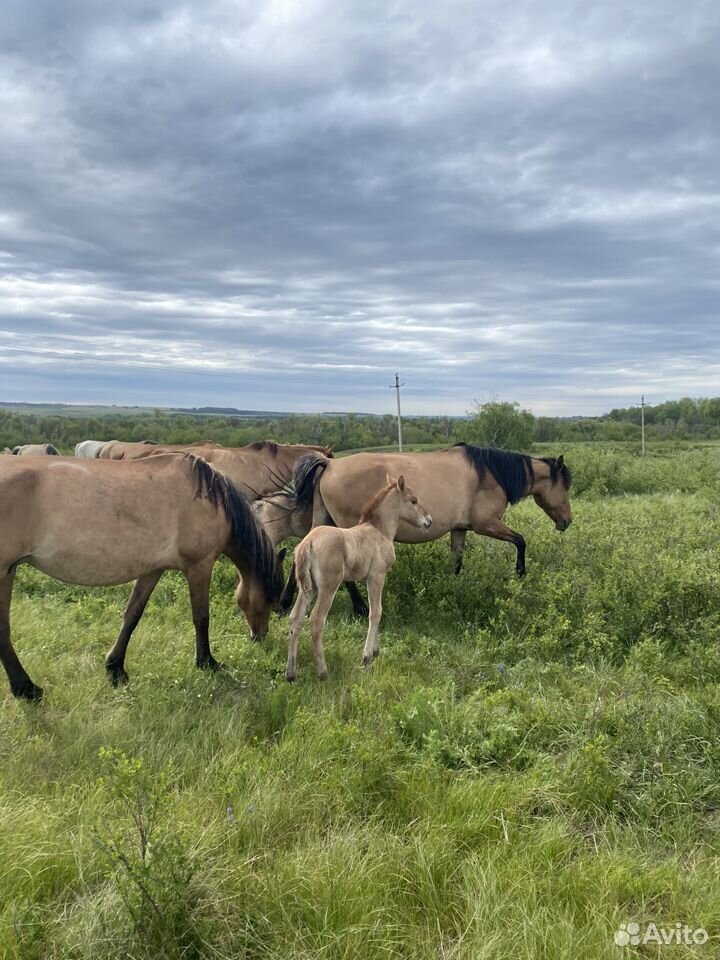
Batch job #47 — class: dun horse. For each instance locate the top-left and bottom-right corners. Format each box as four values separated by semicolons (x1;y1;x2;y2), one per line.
0;455;285;700
99;440;333;502
281;444;572;609
286;476;432;681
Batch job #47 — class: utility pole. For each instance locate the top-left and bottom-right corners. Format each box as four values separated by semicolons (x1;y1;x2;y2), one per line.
389;373;404;451
640;395;646;456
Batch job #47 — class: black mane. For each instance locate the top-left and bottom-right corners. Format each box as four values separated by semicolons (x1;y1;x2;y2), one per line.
454;444;571;504
189;456;284;602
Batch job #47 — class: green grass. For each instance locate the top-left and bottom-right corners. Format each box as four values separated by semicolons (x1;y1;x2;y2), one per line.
2;445;720;957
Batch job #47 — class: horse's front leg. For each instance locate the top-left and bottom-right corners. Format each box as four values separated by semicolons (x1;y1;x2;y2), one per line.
186;561;223;670
450;529;467;575
362;573;386;666
474;519;526;576
106;570;163;686
0;569;42;701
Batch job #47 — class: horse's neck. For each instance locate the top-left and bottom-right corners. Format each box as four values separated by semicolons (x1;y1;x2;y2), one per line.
526;458;551;494
363;491;400;540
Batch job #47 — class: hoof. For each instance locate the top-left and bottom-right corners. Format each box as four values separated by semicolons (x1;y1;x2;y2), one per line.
285;671;296;683
372;649;380;660
106;663;129;688
362;655;372;667
12;681;44;702
317;670;328;681
197;657;225;672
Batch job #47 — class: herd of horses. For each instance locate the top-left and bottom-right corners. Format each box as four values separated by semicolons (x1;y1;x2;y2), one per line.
0;438;572;699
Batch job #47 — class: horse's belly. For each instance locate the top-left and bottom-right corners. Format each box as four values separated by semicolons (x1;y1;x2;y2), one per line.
26;541;176;587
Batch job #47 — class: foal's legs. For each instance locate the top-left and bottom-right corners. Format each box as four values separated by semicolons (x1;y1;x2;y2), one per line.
105;571;163;686
286;588;310;682
474;519;526;576
0;569;43;701
308;583;339;679
362;572;386;666
280;559;367;618
186;561;223;670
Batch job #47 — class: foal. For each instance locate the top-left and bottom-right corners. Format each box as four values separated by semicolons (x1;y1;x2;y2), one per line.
286;476;432;681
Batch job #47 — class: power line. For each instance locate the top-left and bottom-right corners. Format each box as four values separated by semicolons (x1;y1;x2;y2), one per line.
388;373;404;451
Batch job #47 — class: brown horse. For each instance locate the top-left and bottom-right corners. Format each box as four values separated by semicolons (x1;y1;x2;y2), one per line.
286;476;432;681
0;454;285;700
100;440;333;502
280;444;572;609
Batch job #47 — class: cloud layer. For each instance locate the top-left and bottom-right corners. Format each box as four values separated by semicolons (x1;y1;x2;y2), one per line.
1;0;719;414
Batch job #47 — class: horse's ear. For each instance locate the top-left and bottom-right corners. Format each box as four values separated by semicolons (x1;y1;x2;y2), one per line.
386;472;395;487
397;475;406;491
277;547;288;564
556;455;564;469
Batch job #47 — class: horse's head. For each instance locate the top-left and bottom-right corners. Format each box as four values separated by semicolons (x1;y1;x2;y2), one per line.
531;455;572;531
390;475;433;530
234;547;287;641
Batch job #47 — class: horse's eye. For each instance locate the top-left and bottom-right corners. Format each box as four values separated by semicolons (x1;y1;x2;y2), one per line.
412;499;418;504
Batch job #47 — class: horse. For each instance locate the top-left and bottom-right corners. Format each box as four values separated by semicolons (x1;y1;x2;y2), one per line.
251;489;368;616
98;440;158;458
100;440;335;502
75;439;114;458
286;475;432;681
0;454;285;700
280;444;572;610
11;444;60;455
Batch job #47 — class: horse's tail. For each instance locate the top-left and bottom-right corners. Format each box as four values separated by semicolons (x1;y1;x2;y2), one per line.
295;540;315;600
293;452;330;509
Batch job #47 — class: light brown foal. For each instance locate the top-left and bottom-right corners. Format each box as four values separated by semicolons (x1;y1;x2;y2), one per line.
286;476;432;681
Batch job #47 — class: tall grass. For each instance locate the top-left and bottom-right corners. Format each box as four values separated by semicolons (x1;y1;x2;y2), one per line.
1;445;719;957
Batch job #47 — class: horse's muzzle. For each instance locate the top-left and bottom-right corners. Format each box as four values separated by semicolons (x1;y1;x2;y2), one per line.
555;518;571;532
422;515;433;529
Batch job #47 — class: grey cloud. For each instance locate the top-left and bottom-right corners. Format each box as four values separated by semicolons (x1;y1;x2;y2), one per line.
0;0;718;415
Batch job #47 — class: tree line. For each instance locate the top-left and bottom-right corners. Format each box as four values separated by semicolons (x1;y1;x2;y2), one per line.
2;396;720;453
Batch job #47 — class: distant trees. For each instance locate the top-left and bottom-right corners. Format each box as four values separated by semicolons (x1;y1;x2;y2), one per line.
460;400;535;451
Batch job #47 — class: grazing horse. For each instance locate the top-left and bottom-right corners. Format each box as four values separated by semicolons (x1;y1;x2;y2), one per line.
101;440;334;503
0;454;285;700
11;444;60;455
280;444;572;609
286;476;432;681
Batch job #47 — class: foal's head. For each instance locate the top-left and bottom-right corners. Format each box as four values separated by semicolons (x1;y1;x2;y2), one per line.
371;474;432;530
530;455;573;531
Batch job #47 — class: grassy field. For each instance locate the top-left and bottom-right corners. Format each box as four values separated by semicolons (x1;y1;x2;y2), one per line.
2;445;720;958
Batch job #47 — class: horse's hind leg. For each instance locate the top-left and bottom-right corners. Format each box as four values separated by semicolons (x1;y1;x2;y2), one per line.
362;572;386;666
286;588;310;682
278;558;297;615
0;569;43;701
343;581;368;617
106;571;163;687
309;584;338;680
186;561;223;671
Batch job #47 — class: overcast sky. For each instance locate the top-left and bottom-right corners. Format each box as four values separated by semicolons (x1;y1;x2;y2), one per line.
1;0;718;415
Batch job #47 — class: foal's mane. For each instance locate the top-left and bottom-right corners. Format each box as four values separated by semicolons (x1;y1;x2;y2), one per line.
188;456;284;601
454;444;571;504
359;482;395;523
